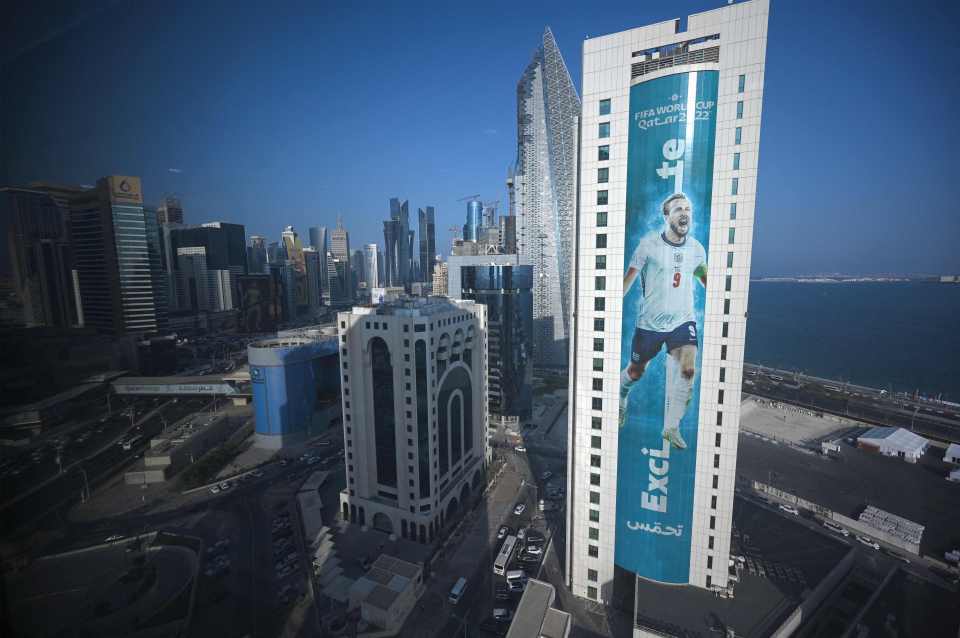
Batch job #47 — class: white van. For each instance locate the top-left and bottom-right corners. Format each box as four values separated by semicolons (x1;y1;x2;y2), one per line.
506;570;527;592
822;520;850;537
448;577;468;604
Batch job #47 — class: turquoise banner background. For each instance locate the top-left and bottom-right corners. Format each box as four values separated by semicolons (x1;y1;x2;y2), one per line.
615;70;718;583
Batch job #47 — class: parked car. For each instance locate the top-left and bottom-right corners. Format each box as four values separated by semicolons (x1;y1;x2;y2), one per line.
497;525;511;540
778;504;799;516
514;503;526;515
525;544;543;556
515;446;526;453
493;608;513;623
822;520;849;537
856;535;880;550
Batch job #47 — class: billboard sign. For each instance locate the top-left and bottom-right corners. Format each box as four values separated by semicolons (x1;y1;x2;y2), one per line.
615;70;718;583
106;176;143;205
239;275;278;333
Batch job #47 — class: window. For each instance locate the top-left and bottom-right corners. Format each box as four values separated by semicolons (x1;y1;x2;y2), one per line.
593;338;604;352
597;190;608;206
719;367;726;383
725;275;732;292
599;122;610;138
713;475;719;489
593;317;605;332
596;211;607;227
592;358;603;372
587;586;598;600
716;411;724;426
738;74;746;92
590;491;600;504
590;473;600;486
710;516;716;530
711;495;718;510
598;167;609;183
731;178;739;195
730;203;737;220
735;127;742;144
591;436;602;449
726;251;734;268
592;378;603;392
736;100;744;119
588;545;599;557
596;255;606;270
709;536;715;550
589;527;599;540
598;145;609;161
722;322;729;338
733;152;740;170
728;228;736;244
591;454;601;468
707;556;714;569
715;432;722;447
591;417;602;430
723;299;731;314
588;568;599;581
596;234;607;249
589;509;600;522
706;575;713;588
594;297;605;311
595;276;606;291
718;389;725;406
591;397;603;411
599;98;611;115
720;345;727;360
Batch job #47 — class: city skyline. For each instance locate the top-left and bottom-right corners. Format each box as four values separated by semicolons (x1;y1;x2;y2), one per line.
3;1;959;276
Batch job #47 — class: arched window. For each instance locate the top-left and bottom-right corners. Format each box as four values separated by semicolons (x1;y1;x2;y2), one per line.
371;337;397;487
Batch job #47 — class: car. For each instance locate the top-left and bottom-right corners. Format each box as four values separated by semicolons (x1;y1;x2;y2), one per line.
525;544;543;556
517;527;526;541
822;520;849;537
494;583;511;600
518;552;540;564
209;485;221;494
526;531;545;543
540;471;553;481
855;535;880;550
778;504;799;516
280;459;289;467
318;440;332;447
497;525;511;540
492;608;513;623
104;534;124;542
515;446;526;453
514;503;526;515
219;481;231;490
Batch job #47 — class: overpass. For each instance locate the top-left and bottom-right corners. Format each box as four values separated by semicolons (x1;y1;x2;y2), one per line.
112;373;251;401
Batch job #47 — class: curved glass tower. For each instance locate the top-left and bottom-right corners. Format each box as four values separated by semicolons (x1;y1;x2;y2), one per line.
513;27;581;366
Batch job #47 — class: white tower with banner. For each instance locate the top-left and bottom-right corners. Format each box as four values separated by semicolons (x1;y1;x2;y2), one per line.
566;0;769;604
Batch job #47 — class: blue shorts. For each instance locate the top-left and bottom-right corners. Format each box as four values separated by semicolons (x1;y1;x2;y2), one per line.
631;321;698;364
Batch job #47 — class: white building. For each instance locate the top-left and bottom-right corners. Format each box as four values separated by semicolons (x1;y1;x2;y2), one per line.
566;0;769;604
337;297;488;544
364;243;380;289
944;442;960;464
857;426;929;463
348;554;424;636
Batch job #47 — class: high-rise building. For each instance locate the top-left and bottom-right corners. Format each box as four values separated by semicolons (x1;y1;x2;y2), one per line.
384;198;411;287
407;230;416;281
248;235;268;275
462;198;482;242
329;219;351;300
309;225;330;296
156;195;183;225
337;297;488;543
303;247;323;313
499;215;517;254
143;205;168;330
460;263;533;425
364;243;379;289
35;177;160;335
432;261;448;297
175;246;233;311
418;206;436;284
566;0;769;608
168;222;247;310
0;187;77;328
350;249;365;295
513;27;580;366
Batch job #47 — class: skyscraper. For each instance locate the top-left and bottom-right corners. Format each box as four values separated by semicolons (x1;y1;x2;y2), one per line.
385;198;411;286
309;226;330;296
513;27;580;366
0;187;77;329
329;218;351;300
462;198;482;242
248;235;268;275
303;247;323;314
418;207;436;284
364;243;379;289
337;297;488;543
35;177;160;335
566;0;769;608
157;195;183;225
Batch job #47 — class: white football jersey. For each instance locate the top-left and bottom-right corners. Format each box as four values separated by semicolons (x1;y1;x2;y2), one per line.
628;231;707;333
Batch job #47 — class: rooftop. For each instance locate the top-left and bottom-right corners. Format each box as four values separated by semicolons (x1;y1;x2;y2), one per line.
858;426;928;452
348;296;477;318
350;554;422;612
506;579;559;638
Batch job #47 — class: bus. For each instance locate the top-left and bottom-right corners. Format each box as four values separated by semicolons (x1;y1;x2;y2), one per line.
448;577;468;604
493;535;518;576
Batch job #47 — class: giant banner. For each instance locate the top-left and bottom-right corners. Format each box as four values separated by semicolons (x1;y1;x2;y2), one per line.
615;70;718;583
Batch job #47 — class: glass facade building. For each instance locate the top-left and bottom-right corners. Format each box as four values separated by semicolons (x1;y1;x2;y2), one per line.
512;28;581;366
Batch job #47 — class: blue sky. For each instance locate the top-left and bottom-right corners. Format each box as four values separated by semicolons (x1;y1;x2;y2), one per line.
2;0;959;276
